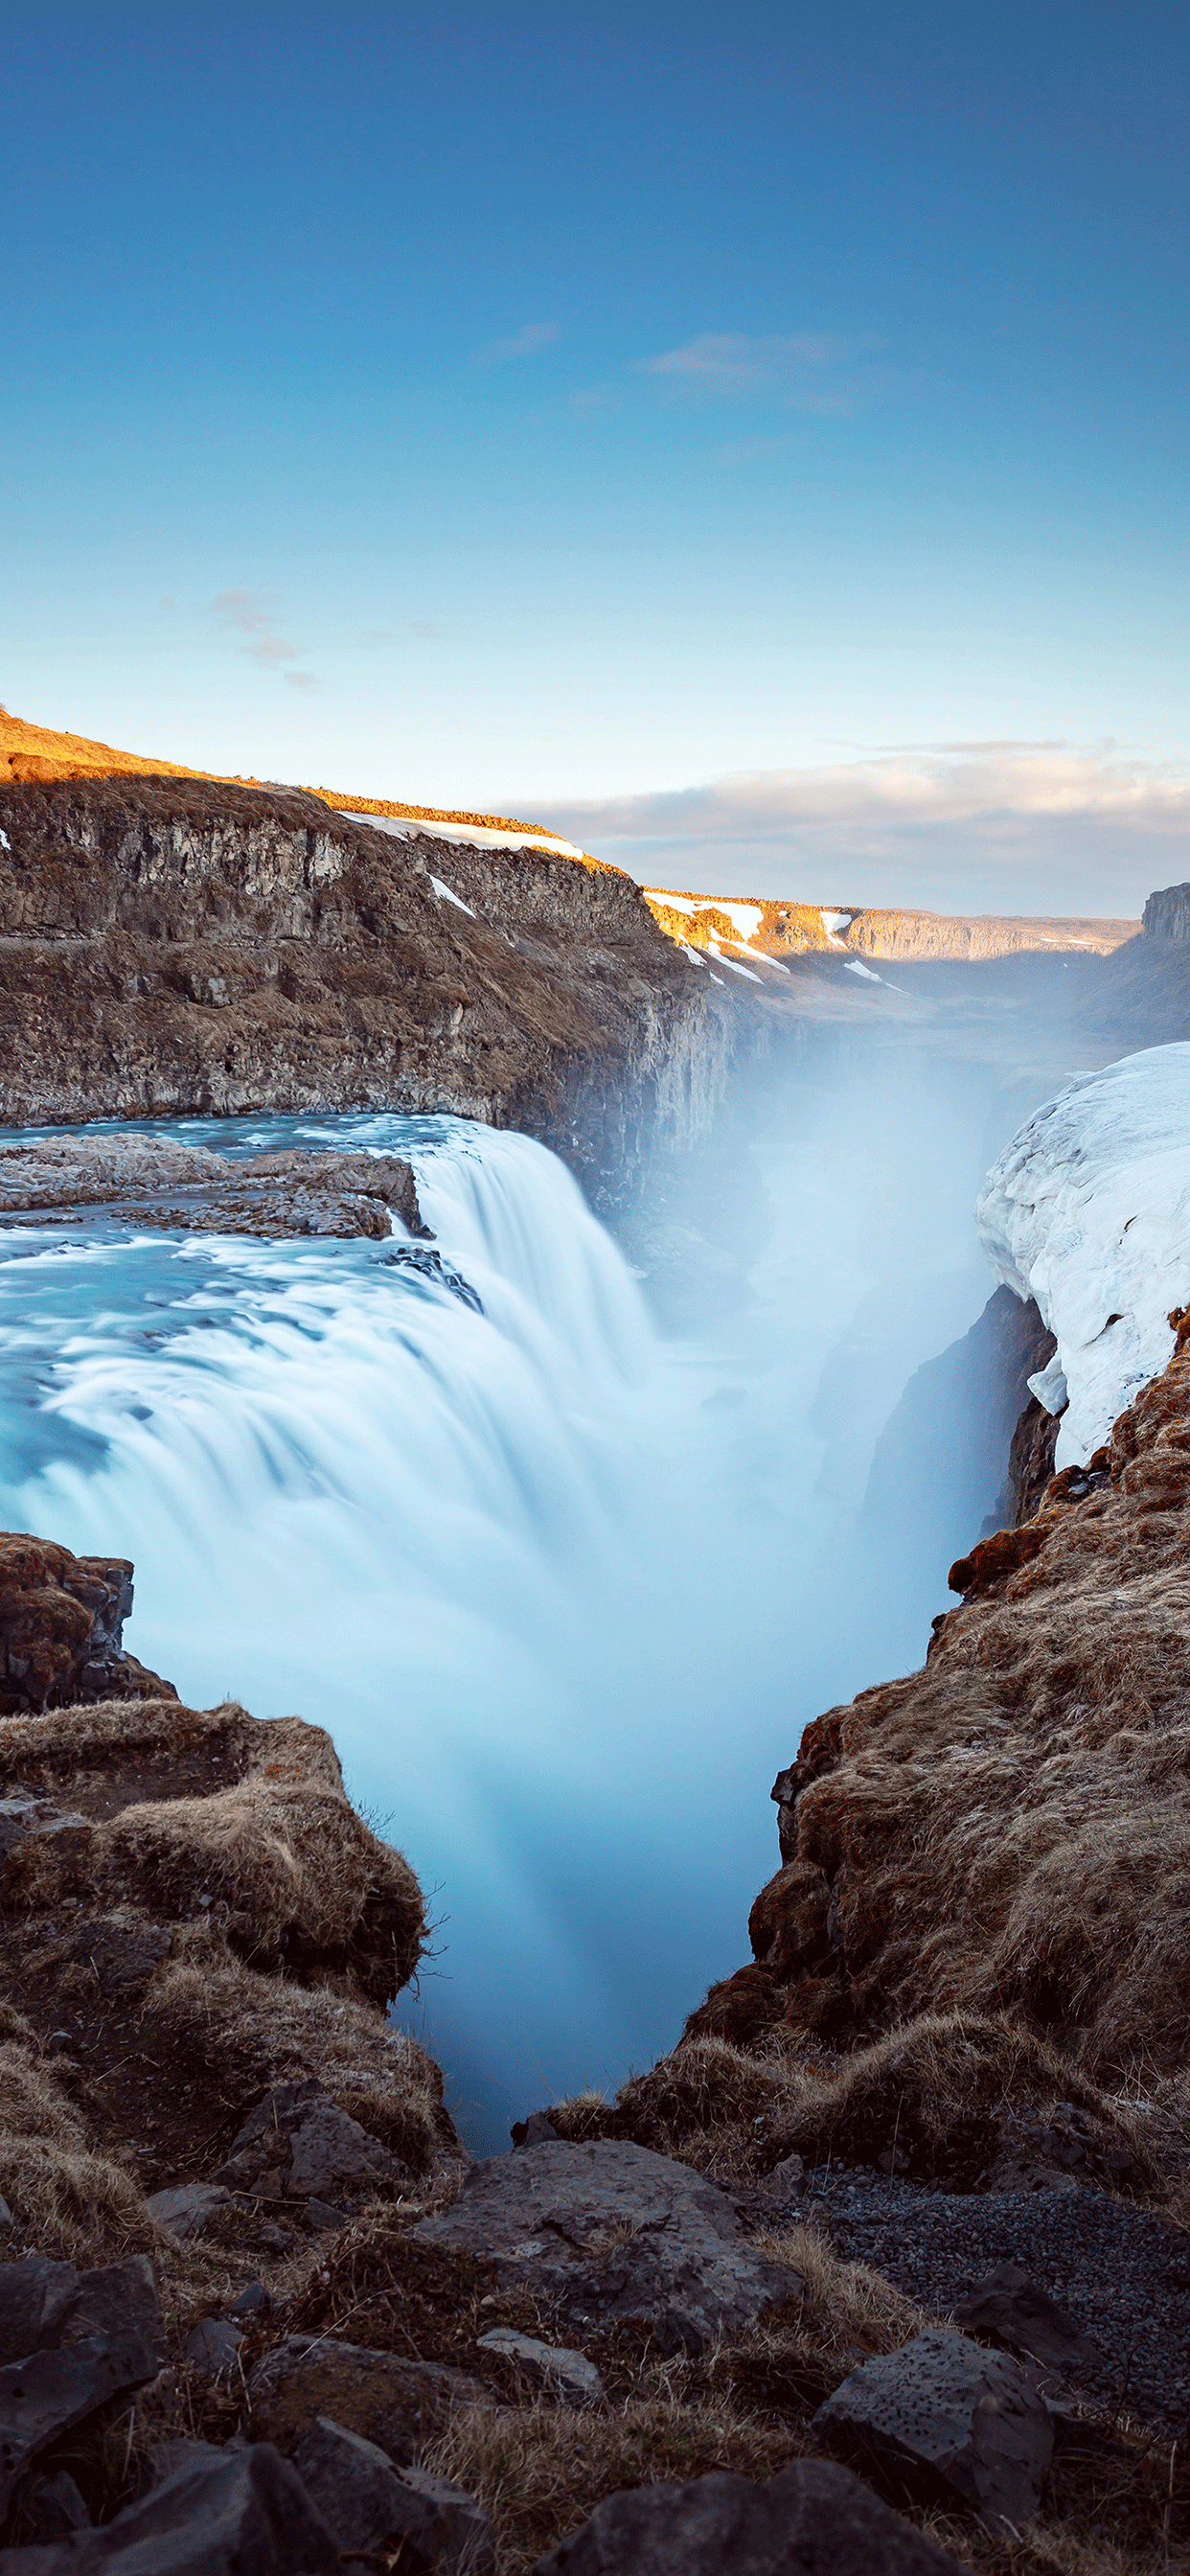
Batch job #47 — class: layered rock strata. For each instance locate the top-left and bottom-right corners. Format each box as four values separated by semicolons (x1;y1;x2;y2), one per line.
0;777;736;1208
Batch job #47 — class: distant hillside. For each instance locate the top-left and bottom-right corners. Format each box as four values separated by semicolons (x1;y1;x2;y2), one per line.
0;705;580;853
643;886;1137;964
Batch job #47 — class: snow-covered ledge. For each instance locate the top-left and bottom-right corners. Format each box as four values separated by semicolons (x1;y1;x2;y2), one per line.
976;1045;1190;1467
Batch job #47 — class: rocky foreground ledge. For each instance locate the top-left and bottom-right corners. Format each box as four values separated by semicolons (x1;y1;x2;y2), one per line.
0;1539;1186;2571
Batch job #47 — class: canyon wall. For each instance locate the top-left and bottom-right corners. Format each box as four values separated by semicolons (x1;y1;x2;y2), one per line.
0;775;740;1208
1142;880;1190;941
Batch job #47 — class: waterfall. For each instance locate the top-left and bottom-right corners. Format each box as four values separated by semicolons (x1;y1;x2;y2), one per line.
0;1091;995;2148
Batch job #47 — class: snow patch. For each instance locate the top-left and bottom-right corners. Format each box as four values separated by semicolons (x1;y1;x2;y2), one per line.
706;942;763;984
644;891;765;945
336;810;585;860
428;874;475;916
820;908;854;947
844;959;881;983
976;1045;1190;1466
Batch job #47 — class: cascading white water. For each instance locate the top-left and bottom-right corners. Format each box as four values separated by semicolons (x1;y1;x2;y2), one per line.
0;1091;995;2147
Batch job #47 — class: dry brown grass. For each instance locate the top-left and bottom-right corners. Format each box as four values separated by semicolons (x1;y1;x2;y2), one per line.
550;2012;1162;2205
149;1925;447;2171
2;1696;425;2002
0;2030;162;2264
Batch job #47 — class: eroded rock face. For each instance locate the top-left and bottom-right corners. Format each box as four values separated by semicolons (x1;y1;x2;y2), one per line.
0;777;735;1210
0;1531;174;1715
415;2138;797;2355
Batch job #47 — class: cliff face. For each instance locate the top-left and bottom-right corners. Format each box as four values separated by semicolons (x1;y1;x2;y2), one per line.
643;887;1136;966
703;1309;1190;2085
1142;881;1190;940
0;776;736;1205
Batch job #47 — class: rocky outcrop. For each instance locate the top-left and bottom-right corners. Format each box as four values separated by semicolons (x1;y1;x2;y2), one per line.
1142;881;1190;941
702;1306;1190;2075
0;1660;450;2252
0;777;737;1208
0;1533;172;1716
0;1136;428;1242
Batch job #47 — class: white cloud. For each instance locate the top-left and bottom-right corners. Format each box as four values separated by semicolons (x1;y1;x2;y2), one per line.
485;322;558;360
530;748;1190;918
641;332;842;393
211;590;314;688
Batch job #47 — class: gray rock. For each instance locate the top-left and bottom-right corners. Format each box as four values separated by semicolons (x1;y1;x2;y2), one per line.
0;2255;166;2377
65;2258;168;2373
757;2152;806;2199
247;2335;489;2465
813;2330;1054;2526
0;1797;87;1856
477;2330;605;2405
300;2199;350;2234
147;2184;232;2240
0;2328;160;2518
529;2456;965;2572
416;2139;798;2356
286;2101;394;2199
12;2470;90;2539
293;2416;495;2569
512;2112;560;2148
952;2262;1100;2376
214;2082;394;2204
229;2282;270;2320
184;2319;245;2380
0;2260;82;2369
0;2440;338;2571
394;2462;497;2574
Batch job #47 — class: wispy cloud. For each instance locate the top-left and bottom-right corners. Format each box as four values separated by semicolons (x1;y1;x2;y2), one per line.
211;589;314;688
641;332;844;395
527;748;1190;917
484;322;558;361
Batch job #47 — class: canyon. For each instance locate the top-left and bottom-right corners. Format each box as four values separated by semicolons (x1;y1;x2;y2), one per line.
3;715;1190;2571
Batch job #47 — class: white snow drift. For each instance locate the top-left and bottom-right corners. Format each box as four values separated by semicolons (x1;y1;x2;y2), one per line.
977;1045;1190;1466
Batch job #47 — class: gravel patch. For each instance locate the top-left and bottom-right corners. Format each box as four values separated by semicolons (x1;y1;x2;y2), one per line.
809;2171;1190;2433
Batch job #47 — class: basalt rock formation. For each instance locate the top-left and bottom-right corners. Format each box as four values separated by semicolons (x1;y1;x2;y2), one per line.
0;776;735;1208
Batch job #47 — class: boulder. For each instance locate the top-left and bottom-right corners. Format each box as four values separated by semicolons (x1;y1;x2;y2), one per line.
147;2184;232;2241
0;2329;161;2518
952;2263;1100;2376
184;2320;245;2381
214;2082;396;2204
529;2456;965;2573
476;2330;605;2405
416;2139;797;2355
0;2440;339;2572
246;2336;488;2465
11;2471;90;2541
813;2330;1053;2526
0;2261;82;2370
293;2417;495;2570
65;2259;168;2374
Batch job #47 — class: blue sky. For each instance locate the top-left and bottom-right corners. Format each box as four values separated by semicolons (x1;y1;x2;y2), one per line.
3;2;1188;909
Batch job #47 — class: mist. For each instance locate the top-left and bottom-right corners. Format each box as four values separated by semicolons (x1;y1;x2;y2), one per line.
0;1044;1048;2150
